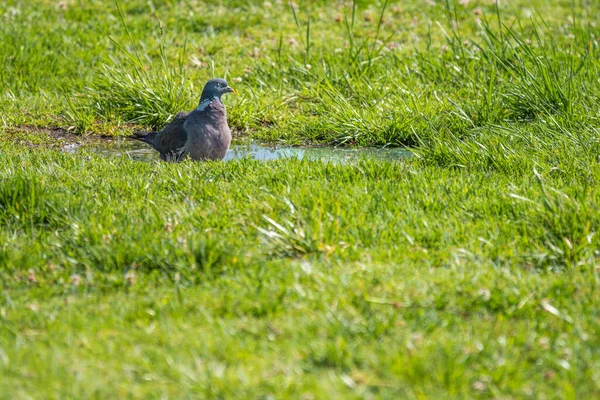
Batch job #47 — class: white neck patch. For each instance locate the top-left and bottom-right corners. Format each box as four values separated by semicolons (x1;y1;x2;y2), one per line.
196;96;218;111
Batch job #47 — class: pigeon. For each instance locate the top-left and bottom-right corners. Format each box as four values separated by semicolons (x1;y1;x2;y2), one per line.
133;78;235;161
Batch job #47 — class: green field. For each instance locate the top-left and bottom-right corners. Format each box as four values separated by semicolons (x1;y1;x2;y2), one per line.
2;0;600;398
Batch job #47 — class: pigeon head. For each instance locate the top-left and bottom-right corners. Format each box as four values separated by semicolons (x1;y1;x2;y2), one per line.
200;78;235;102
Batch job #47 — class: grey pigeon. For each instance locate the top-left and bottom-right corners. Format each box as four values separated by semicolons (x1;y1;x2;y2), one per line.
133;78;235;161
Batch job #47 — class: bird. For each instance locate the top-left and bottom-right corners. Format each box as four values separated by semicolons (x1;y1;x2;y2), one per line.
132;78;235;161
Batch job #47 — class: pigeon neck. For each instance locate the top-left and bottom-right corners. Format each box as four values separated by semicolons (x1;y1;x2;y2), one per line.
196;95;220;111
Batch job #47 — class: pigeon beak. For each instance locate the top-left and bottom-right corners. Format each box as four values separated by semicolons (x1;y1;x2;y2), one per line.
226;86;236;94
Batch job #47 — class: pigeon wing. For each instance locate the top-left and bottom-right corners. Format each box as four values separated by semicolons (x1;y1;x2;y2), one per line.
154;112;190;161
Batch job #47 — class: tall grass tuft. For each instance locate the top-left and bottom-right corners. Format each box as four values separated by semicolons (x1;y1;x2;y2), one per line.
511;170;597;270
188;238;228;279
0;176;62;227
83;1;193;129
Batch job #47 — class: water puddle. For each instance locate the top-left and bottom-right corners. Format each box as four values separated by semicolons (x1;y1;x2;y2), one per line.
82;139;411;164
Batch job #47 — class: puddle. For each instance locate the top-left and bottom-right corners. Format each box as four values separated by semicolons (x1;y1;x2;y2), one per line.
82;139;411;163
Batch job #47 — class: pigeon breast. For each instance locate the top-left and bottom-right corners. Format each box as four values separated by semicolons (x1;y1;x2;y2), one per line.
182;100;231;161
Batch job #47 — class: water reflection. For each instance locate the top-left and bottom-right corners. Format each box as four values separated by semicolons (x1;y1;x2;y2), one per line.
85;139;411;164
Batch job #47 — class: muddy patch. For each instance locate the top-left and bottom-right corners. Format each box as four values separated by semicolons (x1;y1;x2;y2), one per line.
3;125;82;148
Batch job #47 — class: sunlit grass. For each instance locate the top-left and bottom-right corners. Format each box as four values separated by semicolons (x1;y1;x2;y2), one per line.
2;0;600;398
1;143;599;397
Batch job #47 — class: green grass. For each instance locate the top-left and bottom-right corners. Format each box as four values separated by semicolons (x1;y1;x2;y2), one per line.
3;0;600;144
1;147;599;398
2;0;600;398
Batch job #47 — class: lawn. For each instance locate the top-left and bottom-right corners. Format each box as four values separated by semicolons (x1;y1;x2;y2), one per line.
1;0;600;398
